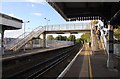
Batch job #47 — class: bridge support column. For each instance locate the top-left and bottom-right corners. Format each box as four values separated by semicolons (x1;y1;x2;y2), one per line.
42;32;46;48
29;39;33;50
0;26;4;55
39;37;42;47
107;22;115;70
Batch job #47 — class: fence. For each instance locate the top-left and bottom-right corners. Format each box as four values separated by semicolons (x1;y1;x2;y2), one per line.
19;39;74;50
114;35;120;56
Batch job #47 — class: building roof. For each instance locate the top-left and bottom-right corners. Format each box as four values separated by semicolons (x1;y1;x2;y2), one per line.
0;13;23;23
0;13;23;30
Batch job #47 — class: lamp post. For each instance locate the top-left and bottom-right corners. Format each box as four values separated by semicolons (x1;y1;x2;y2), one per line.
44;18;50;48
44;18;50;30
23;21;30;52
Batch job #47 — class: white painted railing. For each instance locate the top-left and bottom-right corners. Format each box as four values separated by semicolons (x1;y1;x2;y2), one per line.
7;26;45;51
45;23;91;31
5;32;30;50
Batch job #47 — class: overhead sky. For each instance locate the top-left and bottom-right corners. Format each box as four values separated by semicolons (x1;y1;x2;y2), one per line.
1;1;103;38
2;2;66;37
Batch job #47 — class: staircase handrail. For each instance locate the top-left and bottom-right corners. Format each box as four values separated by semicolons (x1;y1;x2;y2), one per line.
6;32;30;49
10;26;45;51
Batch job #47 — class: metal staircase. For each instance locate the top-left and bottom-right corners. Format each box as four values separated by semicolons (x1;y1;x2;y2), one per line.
6;32;30;50
8;26;45;51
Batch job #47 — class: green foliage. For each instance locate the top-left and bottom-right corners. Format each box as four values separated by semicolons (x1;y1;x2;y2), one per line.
91;20;98;24
81;32;91;43
114;28;120;35
68;35;76;41
76;38;83;43
114;28;120;40
55;35;67;41
47;35;54;40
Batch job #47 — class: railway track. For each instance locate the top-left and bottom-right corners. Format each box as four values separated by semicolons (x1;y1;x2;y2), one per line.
3;44;81;79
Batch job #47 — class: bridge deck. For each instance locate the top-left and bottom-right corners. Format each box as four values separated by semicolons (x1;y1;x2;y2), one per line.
61;44;119;78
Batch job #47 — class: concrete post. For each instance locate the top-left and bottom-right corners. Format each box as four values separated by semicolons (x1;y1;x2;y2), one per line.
0;26;2;79
29;39;33;50
42;32;46;48
0;27;4;55
107;22;115;69
90;23;93;52
39;36;42;47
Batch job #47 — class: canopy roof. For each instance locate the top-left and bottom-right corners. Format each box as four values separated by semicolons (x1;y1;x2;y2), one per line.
49;2;120;26
0;13;23;30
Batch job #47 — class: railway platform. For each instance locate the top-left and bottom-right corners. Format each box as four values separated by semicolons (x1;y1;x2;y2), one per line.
59;44;119;79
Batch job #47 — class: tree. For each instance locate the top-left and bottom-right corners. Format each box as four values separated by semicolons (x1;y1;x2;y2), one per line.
47;35;54;40
62;36;67;41
55;35;68;41
68;35;76;43
114;27;120;40
91;20;99;24
55;35;62;40
76;38;83;43
81;32;91;43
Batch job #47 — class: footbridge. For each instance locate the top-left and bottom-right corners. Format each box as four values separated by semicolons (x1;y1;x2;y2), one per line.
5;23;91;51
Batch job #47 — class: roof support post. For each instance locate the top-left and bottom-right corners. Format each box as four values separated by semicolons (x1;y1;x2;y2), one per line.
29;39;33;50
42;32;46;48
0;26;5;55
107;22;117;70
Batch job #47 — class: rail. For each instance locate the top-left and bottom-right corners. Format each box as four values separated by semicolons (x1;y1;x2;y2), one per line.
7;45;76;79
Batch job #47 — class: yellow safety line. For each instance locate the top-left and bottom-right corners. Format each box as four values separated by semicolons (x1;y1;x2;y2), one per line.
88;54;93;79
86;45;93;79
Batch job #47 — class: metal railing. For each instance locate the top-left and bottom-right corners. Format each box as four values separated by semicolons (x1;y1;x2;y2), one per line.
45;23;91;31
21;39;74;49
9;26;45;51
100;29;120;56
46;40;74;48
114;35;120;56
5;32;30;50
